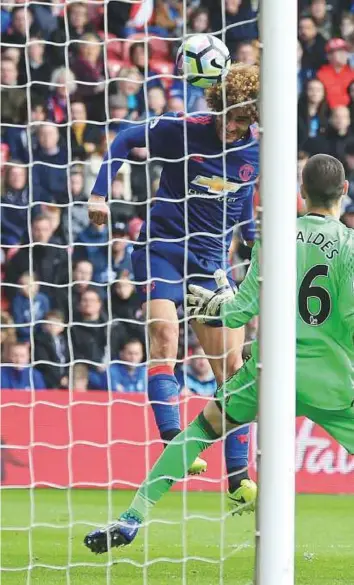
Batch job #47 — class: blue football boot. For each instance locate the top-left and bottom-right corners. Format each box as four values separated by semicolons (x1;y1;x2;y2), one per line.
84;512;141;554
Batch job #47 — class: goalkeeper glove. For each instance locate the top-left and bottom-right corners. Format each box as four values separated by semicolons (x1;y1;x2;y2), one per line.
186;269;236;324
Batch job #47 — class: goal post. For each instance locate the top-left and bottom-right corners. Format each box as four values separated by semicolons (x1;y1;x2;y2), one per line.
257;1;298;584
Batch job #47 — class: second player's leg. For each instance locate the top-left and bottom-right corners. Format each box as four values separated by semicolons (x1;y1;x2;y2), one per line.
192;320;251;492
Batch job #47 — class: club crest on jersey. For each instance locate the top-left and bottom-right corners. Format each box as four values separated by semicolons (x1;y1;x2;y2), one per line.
191;175;242;196
239;164;254;182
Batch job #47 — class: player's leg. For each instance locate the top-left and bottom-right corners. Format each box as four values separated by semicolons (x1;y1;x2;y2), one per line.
132;246;206;475
192;320;253;494
84;358;258;553
298;401;354;455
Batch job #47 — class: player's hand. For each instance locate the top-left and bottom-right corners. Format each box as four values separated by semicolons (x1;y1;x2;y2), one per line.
186;270;236;324
88;195;109;226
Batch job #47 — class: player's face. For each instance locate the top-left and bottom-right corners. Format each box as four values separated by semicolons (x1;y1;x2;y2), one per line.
215;112;251;142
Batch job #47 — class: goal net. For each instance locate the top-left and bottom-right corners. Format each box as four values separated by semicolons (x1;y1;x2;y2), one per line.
1;1;351;585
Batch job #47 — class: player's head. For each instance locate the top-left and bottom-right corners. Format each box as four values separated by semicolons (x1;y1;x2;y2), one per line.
301;154;348;212
206;64;259;142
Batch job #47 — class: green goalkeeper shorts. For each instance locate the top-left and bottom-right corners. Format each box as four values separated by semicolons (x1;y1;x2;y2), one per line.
215;357;354;455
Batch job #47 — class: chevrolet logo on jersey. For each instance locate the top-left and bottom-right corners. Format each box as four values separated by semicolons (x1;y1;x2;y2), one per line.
191;175;242;196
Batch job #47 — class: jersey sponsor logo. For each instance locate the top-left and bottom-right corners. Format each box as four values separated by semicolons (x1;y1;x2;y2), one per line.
239;164;254;182
191;174;242;196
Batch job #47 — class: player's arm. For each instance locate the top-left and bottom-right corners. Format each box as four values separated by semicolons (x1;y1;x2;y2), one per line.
239;189;256;247
88;114;179;224
221;240;260;328
88;124;147;225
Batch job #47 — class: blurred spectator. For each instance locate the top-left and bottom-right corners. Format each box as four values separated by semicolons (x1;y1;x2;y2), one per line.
70;100;102;160
327;105;353;160
177;345;216;397
11;272;51;342
32;123;68;204
108;95;130;133
305;0;333;40
5;215;68;303
34;309;69;389
298;79;329;147
110;174;136;223
145;86;167;118
110;271;144;343
129;42;164;113
71;288;107;367
2;6;36;55
307;105;353;159
4;98;47;163
109;338;146;393
341;200;354;227
107;0;131;38
317;38;354;108
1;162;29;246
47;67;77;124
71;32;105;120
49;1;95;67
111;221;133;278
339;11;354;43
128;216;144;241
0;312;17;362
0;342;46;390
234;41;259;66
299;16;326;78
348;80;354;123
73;363;89;391
112;67;143;120
343;139;354;201
70;260;94;313
73;218;108;284
154;0;183;35
210;0;258;51
1;3;12;34
42;205;67;246
1;57;26;125
62;168;89;241
1;46;21;66
18;34;52;98
188;7;210;33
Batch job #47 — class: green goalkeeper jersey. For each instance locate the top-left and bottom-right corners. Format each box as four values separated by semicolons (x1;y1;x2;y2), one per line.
221;214;354;410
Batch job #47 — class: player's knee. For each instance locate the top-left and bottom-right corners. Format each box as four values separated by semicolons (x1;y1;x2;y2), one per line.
203;401;223;436
149;321;179;359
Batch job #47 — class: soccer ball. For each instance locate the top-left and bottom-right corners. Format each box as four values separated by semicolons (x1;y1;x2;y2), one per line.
176;34;231;89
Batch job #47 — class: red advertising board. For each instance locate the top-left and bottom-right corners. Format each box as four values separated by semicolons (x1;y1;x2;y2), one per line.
1;391;354;493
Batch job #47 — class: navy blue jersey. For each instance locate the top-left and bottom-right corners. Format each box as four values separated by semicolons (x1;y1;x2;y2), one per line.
93;113;259;261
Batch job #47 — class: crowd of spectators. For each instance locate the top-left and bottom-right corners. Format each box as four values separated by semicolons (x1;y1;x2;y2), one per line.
1;0;353;394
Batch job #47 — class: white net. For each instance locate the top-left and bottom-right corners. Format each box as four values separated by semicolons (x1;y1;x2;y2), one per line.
2;2;352;585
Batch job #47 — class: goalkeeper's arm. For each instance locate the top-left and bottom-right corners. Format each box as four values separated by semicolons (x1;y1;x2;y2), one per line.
221;241;260;328
187;241;260;328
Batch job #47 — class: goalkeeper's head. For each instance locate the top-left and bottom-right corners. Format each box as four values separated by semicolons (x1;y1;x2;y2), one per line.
301;153;348;214
206;63;259;143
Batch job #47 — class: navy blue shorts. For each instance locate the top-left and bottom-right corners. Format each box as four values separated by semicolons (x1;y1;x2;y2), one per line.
132;241;233;307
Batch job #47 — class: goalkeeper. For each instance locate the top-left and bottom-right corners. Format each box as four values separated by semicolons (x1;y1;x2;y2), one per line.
88;64;260;505
85;153;354;554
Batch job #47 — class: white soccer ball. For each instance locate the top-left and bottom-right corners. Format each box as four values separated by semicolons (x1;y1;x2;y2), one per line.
176;34;231;89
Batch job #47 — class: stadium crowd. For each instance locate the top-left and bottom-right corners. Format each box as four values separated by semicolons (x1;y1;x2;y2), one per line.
0;0;353;393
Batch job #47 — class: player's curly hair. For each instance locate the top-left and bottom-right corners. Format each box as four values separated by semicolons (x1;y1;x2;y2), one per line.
206;64;259;123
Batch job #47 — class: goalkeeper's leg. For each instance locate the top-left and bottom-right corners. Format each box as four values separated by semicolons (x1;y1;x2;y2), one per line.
84;359;258;554
192;320;252;493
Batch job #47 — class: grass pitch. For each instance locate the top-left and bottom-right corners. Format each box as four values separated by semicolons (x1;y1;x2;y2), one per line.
1;489;353;585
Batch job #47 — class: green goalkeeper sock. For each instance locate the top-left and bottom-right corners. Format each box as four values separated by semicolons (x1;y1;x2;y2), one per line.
127;413;220;521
